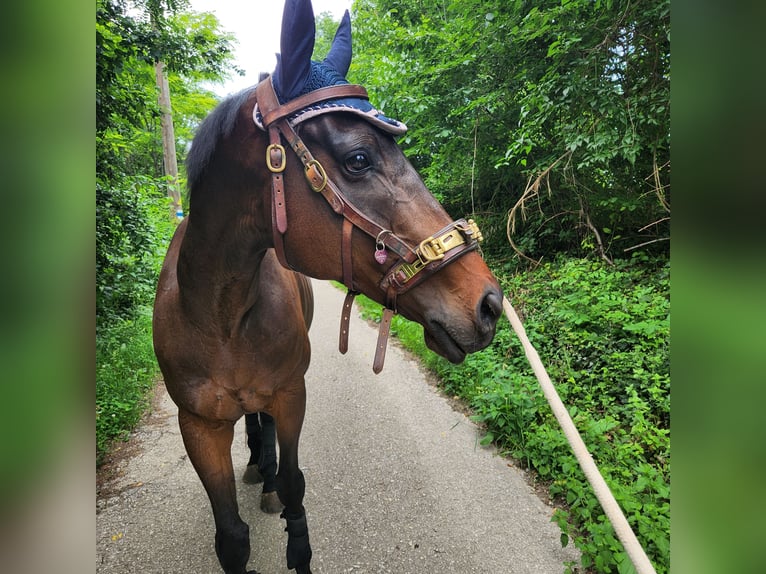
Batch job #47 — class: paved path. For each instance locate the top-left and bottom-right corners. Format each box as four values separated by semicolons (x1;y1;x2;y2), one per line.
96;280;577;573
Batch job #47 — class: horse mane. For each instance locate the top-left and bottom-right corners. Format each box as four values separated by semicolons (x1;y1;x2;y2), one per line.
185;86;256;196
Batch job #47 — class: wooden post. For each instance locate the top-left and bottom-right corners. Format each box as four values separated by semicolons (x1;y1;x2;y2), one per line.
155;60;183;221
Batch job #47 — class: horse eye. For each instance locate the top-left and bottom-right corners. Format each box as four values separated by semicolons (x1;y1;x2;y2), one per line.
344;152;371;173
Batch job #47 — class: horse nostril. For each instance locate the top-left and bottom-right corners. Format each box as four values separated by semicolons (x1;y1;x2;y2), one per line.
479;288;503;327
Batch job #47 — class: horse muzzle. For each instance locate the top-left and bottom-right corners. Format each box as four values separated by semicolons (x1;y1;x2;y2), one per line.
420;282;503;364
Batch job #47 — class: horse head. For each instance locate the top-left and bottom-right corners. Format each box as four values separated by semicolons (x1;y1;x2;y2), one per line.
254;0;502;369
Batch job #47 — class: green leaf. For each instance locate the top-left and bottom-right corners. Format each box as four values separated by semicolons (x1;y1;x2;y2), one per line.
479;432;494;446
617;556;639;574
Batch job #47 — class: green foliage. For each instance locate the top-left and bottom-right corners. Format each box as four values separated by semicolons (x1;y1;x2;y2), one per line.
350;0;669;259
96;309;159;464
346;6;671;563
350;256;669;573
96;0;237;463
96;177;175;324
489;256;669;573
97;0;232;178
314;11;342;60
95;174;171;462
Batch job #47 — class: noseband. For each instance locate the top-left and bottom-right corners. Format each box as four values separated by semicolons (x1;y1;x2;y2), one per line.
254;77;483;373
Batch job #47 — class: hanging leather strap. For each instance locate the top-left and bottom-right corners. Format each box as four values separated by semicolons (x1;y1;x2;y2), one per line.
373;308;395;374
260;77;292;270
339;217;357;355
339;290;356;354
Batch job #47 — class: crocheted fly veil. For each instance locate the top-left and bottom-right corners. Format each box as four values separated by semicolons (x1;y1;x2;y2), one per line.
253;0;407;135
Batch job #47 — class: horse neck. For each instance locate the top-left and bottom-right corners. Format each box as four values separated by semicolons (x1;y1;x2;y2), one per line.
177;178;273;335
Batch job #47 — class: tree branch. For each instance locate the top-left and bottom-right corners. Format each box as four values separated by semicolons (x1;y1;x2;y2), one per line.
506;151;571;265
579;197;614;266
623;237;670;252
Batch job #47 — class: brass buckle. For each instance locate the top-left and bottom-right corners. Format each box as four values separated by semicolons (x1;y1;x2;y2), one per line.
305;160;327;192
395;258;426;284
417;228;466;264
266;144;286;173
398;219;484;284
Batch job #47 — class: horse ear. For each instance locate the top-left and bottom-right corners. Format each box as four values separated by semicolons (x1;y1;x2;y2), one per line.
273;0;315;101
323;10;352;77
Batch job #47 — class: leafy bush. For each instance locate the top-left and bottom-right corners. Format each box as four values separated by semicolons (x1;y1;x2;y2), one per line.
96;308;159;464
507;255;669;573
351;254;669;573
96;176;174;325
352;0;670;259
95;177;175;463
95;0;237;467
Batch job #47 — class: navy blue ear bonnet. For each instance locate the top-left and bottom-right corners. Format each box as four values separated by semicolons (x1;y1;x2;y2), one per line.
254;1;407;136
288;60;349;98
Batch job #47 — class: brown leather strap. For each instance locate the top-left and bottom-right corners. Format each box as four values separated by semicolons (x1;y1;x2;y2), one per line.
261;83;369;127
341;217;354;290
269;126;289;234
275;117;418;263
255;78;281;123
378;219;481;296
271;211;291;269
381;241;480;296
373;308;395;374
339;290;356;354
266;123;291;269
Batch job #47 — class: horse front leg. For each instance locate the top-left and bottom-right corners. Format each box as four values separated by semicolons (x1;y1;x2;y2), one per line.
178;409;256;574
273;388;313;574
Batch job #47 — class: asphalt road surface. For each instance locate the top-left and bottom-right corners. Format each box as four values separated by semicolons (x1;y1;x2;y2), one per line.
97;279;578;573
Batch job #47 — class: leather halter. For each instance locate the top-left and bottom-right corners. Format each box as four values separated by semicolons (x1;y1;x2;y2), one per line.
254;77;483;373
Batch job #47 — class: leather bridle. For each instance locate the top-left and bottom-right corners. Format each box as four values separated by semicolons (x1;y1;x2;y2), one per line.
254;77;484;373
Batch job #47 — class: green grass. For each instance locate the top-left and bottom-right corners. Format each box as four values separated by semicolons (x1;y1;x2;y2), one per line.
96;307;159;465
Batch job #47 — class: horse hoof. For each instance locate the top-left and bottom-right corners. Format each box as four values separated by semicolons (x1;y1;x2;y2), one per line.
260;491;283;514
242;464;264;484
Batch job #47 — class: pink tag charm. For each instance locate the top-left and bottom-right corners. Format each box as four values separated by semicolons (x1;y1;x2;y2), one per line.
374;247;388;264
374;230;391;265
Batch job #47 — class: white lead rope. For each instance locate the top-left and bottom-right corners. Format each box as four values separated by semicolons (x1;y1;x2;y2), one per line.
502;297;657;574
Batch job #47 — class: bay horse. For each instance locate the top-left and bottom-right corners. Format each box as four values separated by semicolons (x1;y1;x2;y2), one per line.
152;2;502;573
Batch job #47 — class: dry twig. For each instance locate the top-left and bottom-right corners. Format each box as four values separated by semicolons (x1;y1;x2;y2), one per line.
506;151;571;265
